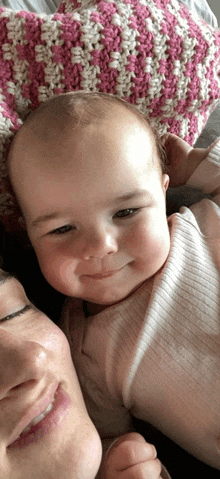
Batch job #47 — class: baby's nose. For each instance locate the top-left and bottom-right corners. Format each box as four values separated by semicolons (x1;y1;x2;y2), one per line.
0;330;48;399
82;227;118;260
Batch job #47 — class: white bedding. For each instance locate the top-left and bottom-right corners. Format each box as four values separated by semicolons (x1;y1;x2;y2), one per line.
0;0;60;13
0;0;218;27
179;0;218;27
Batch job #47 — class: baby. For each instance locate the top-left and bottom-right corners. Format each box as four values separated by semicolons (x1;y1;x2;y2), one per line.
8;91;220;472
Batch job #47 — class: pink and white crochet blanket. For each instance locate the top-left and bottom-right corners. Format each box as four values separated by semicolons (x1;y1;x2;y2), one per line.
0;0;220;234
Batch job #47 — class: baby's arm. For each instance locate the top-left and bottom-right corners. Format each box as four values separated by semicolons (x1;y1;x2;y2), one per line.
100;433;171;479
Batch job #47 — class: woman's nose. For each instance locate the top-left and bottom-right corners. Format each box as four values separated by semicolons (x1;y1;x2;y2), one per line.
82;226;118;260
0;330;48;399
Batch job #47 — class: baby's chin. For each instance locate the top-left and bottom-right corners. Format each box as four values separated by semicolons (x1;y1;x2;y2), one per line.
84;279;150;316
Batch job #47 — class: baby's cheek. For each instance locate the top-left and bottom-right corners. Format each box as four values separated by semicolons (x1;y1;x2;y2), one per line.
39;252;79;296
130;224;152;252
134;219;169;267
33;246;64;290
124;221;149;249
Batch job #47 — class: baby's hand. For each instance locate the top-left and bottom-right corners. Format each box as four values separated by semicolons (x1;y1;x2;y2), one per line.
103;432;168;479
162;133;218;188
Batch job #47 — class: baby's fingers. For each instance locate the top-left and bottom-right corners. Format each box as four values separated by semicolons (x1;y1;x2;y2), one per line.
106;433;157;467
106;458;162;479
104;433;162;479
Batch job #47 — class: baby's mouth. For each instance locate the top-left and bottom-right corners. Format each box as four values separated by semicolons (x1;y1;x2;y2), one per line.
85;267;124;279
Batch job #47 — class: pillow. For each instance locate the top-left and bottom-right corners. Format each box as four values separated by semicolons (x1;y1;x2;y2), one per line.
0;0;220;235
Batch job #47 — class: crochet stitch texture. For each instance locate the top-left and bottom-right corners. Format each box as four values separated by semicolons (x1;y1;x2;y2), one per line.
0;0;220;233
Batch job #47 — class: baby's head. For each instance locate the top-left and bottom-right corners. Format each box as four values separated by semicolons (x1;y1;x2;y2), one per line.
8;91;170;311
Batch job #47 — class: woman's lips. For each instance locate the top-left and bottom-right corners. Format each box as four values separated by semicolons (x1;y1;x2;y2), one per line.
7;381;58;447
8;384;71;449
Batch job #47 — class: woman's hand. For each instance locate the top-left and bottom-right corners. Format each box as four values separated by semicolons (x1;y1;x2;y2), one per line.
103;432;168;479
162;133;218;188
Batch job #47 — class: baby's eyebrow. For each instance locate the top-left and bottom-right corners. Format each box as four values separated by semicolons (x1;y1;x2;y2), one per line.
104;188;152;205
111;189;151;203
31;212;59;229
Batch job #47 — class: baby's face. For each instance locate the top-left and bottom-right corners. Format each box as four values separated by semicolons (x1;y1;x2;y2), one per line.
9;109;170;308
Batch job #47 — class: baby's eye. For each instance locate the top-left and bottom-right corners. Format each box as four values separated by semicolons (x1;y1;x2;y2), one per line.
114;208;139;218
48;225;75;236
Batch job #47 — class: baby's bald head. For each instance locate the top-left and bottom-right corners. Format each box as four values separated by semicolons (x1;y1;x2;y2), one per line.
8;91;166;221
9;91;165;170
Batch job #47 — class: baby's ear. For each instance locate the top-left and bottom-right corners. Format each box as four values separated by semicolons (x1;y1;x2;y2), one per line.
163;174;170;192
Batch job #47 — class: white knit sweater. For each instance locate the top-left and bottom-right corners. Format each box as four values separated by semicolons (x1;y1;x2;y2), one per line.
61;140;220;470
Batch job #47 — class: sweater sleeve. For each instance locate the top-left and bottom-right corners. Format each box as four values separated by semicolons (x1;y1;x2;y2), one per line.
186;139;220;204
